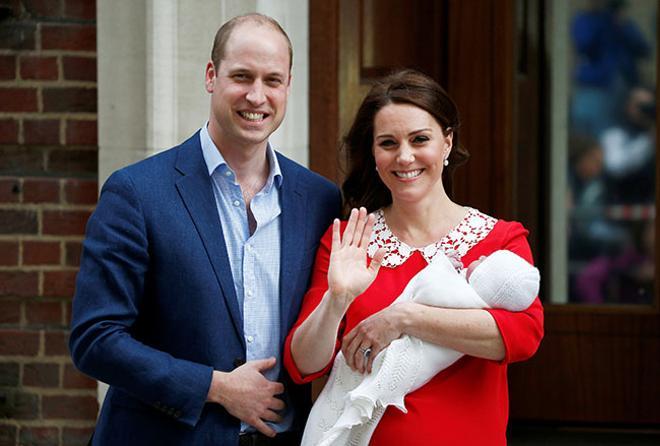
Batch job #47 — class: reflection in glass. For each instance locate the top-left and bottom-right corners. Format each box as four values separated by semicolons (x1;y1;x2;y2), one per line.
551;0;656;304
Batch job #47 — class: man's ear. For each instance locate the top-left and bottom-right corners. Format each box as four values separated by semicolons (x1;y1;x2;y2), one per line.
205;61;216;93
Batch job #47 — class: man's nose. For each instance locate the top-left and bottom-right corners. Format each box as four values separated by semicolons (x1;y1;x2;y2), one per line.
246;81;266;105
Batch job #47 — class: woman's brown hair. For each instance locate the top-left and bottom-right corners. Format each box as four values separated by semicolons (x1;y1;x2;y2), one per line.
341;69;469;214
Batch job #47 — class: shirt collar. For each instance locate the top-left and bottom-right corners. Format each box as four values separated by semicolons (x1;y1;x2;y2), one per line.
199;123;283;190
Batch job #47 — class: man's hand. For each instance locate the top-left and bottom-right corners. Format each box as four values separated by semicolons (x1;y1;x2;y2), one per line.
207;357;285;437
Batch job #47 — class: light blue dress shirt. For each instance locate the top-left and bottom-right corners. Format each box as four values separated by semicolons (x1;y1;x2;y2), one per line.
200;124;293;433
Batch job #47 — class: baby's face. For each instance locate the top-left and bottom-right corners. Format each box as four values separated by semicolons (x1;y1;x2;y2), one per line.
466;256;487;281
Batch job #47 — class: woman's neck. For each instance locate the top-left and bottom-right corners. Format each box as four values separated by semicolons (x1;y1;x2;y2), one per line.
384;193;466;248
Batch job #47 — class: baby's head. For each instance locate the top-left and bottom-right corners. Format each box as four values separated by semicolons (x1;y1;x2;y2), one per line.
467;250;540;311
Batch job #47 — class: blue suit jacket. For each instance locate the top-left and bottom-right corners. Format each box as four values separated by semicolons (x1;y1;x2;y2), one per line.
69;132;341;445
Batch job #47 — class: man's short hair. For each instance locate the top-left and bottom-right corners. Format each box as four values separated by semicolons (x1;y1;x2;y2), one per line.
211;13;293;71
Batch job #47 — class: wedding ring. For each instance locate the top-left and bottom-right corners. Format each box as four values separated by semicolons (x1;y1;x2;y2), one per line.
360;346;372;360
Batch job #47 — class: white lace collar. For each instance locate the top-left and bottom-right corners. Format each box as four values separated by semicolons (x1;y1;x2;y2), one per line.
367;208;497;268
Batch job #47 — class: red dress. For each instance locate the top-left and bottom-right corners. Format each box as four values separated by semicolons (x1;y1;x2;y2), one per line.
283;208;544;446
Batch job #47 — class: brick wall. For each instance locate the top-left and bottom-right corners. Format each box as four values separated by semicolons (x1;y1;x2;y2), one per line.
0;1;98;445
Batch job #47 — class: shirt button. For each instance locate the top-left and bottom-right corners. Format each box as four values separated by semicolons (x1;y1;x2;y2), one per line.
246;290;253;297
225;170;232;176
233;200;240;206
247;335;254;343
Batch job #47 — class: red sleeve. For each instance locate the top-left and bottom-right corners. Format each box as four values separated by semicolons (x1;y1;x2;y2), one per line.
283;224;345;384
485;221;544;363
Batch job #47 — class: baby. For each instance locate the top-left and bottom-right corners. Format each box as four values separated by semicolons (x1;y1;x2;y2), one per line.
302;249;540;446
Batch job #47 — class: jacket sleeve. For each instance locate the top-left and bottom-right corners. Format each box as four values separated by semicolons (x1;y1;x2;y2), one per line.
68;170;213;427
283;224;344;384
486;221;544;363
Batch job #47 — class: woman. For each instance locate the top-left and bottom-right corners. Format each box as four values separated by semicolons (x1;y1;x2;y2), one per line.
283;69;544;445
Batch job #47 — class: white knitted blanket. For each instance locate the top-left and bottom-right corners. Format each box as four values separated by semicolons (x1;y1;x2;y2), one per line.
301;250;539;446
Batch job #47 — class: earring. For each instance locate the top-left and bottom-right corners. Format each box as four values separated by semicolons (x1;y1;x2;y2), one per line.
443;158;449;166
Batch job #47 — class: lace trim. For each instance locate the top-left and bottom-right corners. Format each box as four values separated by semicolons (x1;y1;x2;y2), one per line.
367;208;497;268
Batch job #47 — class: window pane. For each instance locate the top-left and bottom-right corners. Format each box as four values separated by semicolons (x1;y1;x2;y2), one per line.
548;0;656;305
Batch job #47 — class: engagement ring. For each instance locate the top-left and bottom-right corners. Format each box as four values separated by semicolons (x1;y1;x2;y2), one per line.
360;346;372;360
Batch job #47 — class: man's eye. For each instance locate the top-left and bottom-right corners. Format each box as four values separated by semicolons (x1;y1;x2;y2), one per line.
266;78;283;86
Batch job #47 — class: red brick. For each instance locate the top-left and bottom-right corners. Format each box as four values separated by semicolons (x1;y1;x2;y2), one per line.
23;240;61;265
63;364;95;389
19;426;59;446
23;119;60;146
62;56;96;82
26;301;63;325
0;425;17;445
64;0;95;21
0;362;19;386
20;55;58;80
0;119;19;144
0;177;20;202
44;330;68;355
24;0;62;18
0;209;38;234
64;178;96;204
41;24;96;51
42;88;96;113
66;119;97;145
23;177;60;202
63;427;95;446
0;87;38;112
0;23;37;50
0;241;19;265
23;362;60;387
0;146;47;175
42;395;98;420
0;300;21;323
64;299;72;325
47;149;97;176
0;271;39;297
0;55;16;80
65;241;82;266
0;329;40;355
43;270;77;297
3;390;39;419
43;210;91;236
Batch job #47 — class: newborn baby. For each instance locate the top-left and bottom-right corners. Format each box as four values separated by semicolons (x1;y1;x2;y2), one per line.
302;249;540;446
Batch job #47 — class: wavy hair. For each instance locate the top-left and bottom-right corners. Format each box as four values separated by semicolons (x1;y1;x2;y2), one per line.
341;69;468;215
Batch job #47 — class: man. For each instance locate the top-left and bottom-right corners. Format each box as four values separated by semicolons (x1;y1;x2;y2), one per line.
70;13;340;445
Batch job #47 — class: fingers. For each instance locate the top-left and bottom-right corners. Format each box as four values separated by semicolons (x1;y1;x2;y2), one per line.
251;357;277;372
342;208;359;248
269;397;286;411
359;212;376;248
366;346;382;374
261;408;284;423
331;218;340;252
252;418;277;438
369;247;385;275
350;207;368;246
342;331;363;372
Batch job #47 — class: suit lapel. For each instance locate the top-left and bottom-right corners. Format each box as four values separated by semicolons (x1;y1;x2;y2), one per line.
174;134;245;348
278;157;306;345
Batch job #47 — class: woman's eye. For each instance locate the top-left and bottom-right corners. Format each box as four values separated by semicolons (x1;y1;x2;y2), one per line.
378;140;396;148
412;135;429;144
